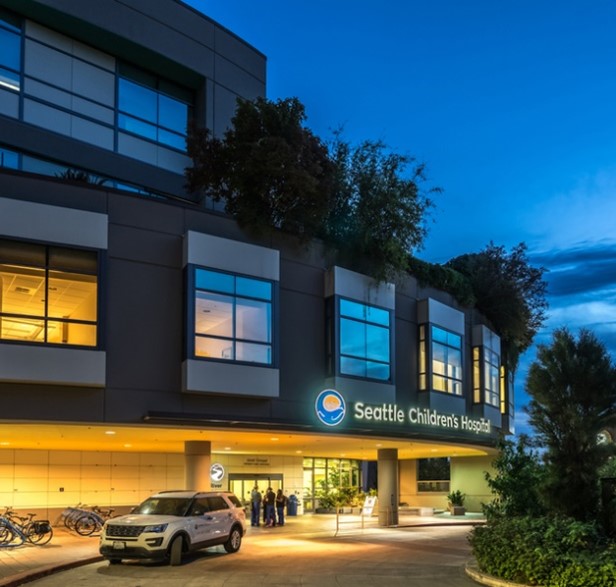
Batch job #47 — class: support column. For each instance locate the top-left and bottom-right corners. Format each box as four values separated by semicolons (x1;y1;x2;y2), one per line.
184;441;211;491
377;448;399;526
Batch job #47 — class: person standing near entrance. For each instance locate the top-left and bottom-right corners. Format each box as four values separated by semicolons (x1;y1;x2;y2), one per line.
264;487;276;527
250;485;262;527
275;489;288;526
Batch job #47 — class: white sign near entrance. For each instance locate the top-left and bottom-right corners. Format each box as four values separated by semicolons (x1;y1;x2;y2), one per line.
362;496;377;516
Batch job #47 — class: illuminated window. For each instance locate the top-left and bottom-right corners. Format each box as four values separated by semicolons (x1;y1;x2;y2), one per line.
430;326;462;395
118;63;192;152
473;346;500;408
339;298;391;381
419;324;427;389
0;12;21;92
0;239;99;346
192;268;273;365
500;365;514;417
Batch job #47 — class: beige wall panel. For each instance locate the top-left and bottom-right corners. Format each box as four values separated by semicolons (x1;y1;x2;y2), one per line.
111;467;140;480
139;454;167;466
111;453;140;467
14;465;49;479
0;451;15;464
48;478;80;493
15;450;49;465
81;465;112;480
49;465;82;478
81;452;112;466
110;478;140;491
49;452;82;465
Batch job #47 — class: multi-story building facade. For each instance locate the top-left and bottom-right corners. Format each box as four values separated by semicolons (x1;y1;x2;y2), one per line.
0;0;514;523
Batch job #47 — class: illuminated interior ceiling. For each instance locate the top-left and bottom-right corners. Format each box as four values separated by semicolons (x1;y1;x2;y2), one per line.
0;422;494;460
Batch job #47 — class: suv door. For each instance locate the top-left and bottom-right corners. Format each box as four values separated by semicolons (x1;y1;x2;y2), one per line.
187;497;213;545
204;496;234;541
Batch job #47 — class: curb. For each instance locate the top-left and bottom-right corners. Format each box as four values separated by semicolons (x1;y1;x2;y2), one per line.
465;561;542;587
0;555;103;587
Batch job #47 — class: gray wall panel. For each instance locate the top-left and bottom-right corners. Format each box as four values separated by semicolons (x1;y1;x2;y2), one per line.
71;116;114;150
24;99;71;136
104;259;182;394
0;344;106;387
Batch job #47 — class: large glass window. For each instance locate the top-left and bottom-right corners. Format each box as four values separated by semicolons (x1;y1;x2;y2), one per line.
339;298;391;381
193;268;273;365
118;64;192;151
303;457;361;512
0;12;21;92
419;325;463;395
0;239;98;346
473;346;500;407
417;457;450;493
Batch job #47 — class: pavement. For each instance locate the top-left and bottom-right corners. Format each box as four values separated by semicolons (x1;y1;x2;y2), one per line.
0;512;489;587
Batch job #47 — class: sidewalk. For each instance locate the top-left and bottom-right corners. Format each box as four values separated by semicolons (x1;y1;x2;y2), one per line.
0;512;485;587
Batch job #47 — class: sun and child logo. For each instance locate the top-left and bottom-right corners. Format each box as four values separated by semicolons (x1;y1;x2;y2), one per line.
315;389;346;426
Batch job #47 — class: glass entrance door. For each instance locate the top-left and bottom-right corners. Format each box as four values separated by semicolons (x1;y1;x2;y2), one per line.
229;473;283;507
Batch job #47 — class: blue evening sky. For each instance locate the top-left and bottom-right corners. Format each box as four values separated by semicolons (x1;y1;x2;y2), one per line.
185;0;616;434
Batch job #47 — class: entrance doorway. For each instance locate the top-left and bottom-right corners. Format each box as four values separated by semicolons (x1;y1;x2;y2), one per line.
229;473;283;507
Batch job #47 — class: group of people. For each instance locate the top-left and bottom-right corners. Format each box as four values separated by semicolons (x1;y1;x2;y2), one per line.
250;486;288;527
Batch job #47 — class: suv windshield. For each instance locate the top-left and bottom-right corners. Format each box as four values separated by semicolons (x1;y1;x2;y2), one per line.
134;497;192;516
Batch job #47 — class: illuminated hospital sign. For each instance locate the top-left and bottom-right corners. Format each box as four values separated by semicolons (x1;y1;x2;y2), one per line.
315;389;491;435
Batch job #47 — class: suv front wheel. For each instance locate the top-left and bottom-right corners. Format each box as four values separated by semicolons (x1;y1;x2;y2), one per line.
169;535;184;566
224;525;242;553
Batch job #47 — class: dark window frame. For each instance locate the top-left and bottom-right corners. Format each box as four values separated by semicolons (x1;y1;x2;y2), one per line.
0;237;102;349
330;295;393;383
187;265;277;368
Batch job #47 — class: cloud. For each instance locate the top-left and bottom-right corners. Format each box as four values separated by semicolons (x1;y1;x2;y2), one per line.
516;240;616;424
531;241;616;298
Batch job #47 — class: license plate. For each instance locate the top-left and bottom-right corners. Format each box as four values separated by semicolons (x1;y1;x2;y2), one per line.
112;541;126;550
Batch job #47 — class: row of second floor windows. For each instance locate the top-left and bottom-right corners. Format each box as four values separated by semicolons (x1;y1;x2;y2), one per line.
0;11;193;153
0;237;505;409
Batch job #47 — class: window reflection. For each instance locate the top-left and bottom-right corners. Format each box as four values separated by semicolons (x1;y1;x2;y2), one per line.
118;65;192;152
339;298;391;381
193;268;273;365
0;20;21;91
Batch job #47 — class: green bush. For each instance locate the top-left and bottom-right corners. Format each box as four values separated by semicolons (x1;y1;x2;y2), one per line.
469;516;616;586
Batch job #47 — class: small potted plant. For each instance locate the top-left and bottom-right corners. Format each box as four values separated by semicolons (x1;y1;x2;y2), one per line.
447;490;466;516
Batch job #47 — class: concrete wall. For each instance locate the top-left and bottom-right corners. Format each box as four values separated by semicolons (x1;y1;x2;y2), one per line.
0;448;304;519
399;455;495;512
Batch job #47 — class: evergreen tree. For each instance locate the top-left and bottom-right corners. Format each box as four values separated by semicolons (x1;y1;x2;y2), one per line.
526;328;616;521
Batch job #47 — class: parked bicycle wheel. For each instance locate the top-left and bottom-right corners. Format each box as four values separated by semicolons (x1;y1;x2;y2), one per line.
74;515;99;536
25;521;53;545
0;522;14;545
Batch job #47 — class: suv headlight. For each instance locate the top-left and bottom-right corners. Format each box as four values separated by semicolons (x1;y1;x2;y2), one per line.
144;523;168;533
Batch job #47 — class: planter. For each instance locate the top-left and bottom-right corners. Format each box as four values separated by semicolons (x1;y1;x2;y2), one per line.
449;505;466;516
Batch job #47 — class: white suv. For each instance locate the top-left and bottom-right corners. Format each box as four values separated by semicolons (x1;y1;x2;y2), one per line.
99;490;246;566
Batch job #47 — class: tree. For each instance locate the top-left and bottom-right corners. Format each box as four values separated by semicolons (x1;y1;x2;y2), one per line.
186;97;437;282
483;435;546;520
526;328;616;522
186;97;333;240
325;134;436;281
446;242;547;371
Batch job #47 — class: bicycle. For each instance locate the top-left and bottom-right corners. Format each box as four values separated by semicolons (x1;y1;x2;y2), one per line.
67;506;114;536
0;513;53;547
